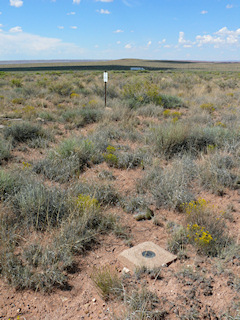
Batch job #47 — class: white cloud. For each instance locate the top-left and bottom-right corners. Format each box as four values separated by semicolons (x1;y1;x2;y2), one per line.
114;29;123;33
67;12;76;15
196;27;240;47
177;28;240;51
58;26;64;29
10;0;23;7
96;0;113;2
147;40;151;47
215;27;240;36
226;4;233;9
177;27;240;50
117;41;121;44
158;39;166;45
70;26;77;29
178;31;195;46
9;26;22;32
178;31;186;44
122;0;138;7
97;9;110;14
73;0;81;4
0;31;85;59
201;10;208;14
0;12;2;15
125;43;132;49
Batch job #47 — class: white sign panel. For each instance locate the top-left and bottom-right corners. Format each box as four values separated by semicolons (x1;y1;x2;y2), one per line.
103;72;108;83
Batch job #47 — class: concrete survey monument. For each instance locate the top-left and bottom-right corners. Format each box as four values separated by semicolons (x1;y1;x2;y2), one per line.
119;242;177;271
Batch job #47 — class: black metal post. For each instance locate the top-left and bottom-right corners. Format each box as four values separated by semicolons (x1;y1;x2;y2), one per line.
105;81;107;107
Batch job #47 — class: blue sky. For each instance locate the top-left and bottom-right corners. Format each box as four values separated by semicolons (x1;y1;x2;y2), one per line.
0;0;239;61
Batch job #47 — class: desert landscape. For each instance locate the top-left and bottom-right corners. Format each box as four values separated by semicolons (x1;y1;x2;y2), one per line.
0;61;239;319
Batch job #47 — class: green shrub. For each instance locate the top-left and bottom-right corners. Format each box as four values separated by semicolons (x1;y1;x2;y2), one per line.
12;97;25;104
103;145;147;169
0;169;29;201
103;145;118;166
49;82;74;96
38;111;55;122
159;94;184;109
33;155;81;183
61;109;84;124
123;79;184;109
11;79;22;88
4;121;49;145
121;195;149;214
167;224;189;254
72;182;120;206
78;106;103;126
0;138;11;163
200;103;215;113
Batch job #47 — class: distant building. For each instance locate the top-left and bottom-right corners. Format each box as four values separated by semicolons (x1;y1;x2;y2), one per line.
130;67;145;71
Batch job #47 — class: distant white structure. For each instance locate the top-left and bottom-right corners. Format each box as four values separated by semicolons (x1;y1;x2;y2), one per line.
130;67;145;71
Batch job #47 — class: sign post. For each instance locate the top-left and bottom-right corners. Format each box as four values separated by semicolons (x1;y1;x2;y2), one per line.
103;71;108;107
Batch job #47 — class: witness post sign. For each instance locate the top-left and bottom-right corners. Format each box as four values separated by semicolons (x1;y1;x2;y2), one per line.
103;71;108;83
103;71;108;106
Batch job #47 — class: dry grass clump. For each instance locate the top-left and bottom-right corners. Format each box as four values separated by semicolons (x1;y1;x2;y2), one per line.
123;286;166;320
198;151;240;194
139;156;196;211
147;121;235;159
34;136;101;182
91;265;122;300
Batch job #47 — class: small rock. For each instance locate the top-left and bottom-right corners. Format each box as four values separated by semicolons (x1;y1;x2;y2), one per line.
92;298;96;303
122;267;131;275
134;212;146;221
